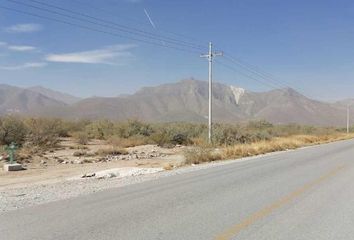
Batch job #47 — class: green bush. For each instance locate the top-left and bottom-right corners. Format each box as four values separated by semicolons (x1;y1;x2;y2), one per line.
0;117;344;153
150;130;171;147
114;120;154;138
0;116;27;145
24;118;61;148
85;119;114;139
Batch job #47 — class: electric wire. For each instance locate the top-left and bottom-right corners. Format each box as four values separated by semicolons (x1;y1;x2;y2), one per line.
0;5;201;55
214;59;292;91
28;0;205;50
2;1;308;97
70;0;205;46
6;0;204;51
223;53;289;89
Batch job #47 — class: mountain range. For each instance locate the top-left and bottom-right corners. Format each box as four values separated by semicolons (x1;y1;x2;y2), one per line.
0;80;351;126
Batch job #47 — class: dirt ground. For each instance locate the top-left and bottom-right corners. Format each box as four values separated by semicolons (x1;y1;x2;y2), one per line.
0;138;185;190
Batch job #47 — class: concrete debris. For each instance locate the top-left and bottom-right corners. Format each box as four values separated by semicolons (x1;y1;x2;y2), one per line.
4;163;23;171
81;173;96;178
79;167;164;180
56;159;64;164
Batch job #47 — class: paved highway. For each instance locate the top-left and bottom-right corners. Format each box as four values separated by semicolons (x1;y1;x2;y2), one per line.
1;139;354;240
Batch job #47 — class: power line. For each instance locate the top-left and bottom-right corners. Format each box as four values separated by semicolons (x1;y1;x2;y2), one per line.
223;54;289;89
71;0;154;27
0;5;201;55
28;0;205;50
6;0;204;51
221;52;309;96
214;59;288;91
2;0;310;98
71;0;205;46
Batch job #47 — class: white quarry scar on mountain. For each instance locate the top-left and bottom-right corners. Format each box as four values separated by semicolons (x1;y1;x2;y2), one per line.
230;86;245;104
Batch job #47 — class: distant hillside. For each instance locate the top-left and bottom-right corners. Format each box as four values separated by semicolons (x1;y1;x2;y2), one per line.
40;79;349;126
335;99;354;107
0;80;350;126
0;84;68;115
27;86;81;104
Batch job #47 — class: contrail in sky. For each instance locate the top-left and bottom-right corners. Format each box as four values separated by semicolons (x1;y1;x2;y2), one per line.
144;8;166;46
144;8;156;29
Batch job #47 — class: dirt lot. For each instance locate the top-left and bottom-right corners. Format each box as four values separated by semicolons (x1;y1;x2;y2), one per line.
0;138;185;190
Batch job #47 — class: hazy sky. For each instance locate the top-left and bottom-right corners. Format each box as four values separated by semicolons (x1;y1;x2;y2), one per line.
0;0;353;101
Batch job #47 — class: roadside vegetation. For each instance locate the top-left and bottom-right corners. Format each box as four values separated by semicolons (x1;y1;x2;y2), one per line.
0;116;352;166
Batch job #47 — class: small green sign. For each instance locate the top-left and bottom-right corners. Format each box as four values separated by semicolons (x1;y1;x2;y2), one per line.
5;142;18;164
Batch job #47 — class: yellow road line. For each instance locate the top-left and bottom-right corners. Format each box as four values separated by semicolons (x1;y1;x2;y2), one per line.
215;165;345;240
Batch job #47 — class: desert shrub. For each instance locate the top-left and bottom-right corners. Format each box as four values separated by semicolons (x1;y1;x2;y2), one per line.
184;147;222;165
114;120;154;138
249;131;272;142
69;145;88;150
0;116;345;154
24;118;61;148
125;120;154;137
73;150;87;157
72;131;90;145
162;122;207;139
0;116;27;145
247;120;273;130
149;122;200;146
171;133;191;145
96;147;128;156
107;135;150;148
65;119;91;135
48;118;71;137
191;137;209;147
150;130;171;147
212;124;239;145
213;124;248;145
85;119;114;139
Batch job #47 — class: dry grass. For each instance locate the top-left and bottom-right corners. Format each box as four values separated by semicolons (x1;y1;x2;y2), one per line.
184;147;222;165
183;133;354;165
107;136;150;148
222;133;354;160
72;150;96;157
163;163;174;170
72;131;90;145
191;137;209;147
68;145;88;150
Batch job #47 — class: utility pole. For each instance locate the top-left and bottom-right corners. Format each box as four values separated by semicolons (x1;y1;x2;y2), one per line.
347;105;350;134
201;42;223;143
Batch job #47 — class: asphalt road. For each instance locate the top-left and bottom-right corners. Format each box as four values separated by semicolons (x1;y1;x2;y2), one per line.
1;139;354;240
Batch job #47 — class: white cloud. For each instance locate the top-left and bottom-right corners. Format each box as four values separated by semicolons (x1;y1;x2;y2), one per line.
0;41;38;52
45;44;136;64
0;62;47;70
7;45;36;52
5;23;43;33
